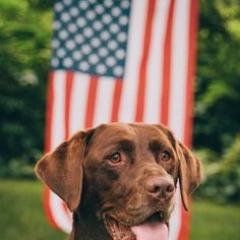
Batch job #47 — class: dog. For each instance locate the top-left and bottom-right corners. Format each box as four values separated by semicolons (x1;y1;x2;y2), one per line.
35;123;202;240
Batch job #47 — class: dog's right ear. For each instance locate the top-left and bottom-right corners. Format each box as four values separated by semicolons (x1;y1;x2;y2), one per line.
35;129;94;212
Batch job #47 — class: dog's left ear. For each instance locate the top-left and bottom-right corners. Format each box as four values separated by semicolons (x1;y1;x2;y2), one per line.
153;124;203;211
35;129;94;211
177;142;202;211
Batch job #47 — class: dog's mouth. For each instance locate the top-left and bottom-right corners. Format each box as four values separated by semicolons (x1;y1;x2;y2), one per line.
103;212;168;240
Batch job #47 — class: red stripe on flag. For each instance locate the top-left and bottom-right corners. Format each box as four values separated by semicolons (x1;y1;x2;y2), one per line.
179;2;199;240
45;72;54;152
111;79;123;122
135;0;156;122
85;76;98;128
65;71;74;139
184;0;199;148
43;72;59;229
179;204;190;240
161;0;174;125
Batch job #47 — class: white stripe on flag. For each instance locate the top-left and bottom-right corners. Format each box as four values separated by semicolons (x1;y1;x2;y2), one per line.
69;72;90;135
169;185;182;240
168;1;191;238
49;191;72;233
169;0;190;140
93;77;115;126
144;0;171;123
119;0;148;122
51;71;65;148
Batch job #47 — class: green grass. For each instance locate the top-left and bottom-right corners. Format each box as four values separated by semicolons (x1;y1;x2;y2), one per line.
0;179;66;240
0;179;239;240
190;199;240;240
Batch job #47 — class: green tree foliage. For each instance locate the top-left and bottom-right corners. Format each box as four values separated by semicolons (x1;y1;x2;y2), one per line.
0;0;52;173
194;0;240;153
197;135;240;202
194;0;240;202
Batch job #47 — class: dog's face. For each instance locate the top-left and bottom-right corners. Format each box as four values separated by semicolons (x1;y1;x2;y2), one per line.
36;123;202;240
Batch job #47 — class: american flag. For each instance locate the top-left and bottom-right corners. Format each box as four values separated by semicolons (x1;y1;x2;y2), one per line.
44;0;199;239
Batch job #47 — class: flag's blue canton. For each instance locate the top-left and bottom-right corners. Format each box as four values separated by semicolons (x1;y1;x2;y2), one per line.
51;0;131;78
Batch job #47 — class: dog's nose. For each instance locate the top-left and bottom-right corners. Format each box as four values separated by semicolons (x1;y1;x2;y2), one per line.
145;176;174;199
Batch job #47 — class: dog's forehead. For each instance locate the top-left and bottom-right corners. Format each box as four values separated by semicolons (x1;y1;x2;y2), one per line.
91;123;170;148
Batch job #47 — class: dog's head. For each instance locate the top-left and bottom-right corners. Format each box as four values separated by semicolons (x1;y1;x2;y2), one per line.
35;123;202;240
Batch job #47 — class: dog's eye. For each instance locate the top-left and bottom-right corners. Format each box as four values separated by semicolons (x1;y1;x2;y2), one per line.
109;152;121;164
160;151;171;161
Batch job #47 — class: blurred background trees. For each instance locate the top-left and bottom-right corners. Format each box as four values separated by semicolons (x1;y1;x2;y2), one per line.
0;0;52;176
0;0;239;202
194;0;240;203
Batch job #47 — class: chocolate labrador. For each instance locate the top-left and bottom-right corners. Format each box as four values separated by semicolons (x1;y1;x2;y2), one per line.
35;123;202;240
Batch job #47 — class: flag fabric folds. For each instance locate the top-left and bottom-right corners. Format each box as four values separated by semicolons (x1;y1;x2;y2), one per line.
44;0;199;239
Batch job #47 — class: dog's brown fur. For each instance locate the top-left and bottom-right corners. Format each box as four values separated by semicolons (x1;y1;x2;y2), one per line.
35;123;202;240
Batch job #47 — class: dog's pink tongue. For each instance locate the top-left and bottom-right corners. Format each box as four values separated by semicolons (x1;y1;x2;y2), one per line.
131;222;168;240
